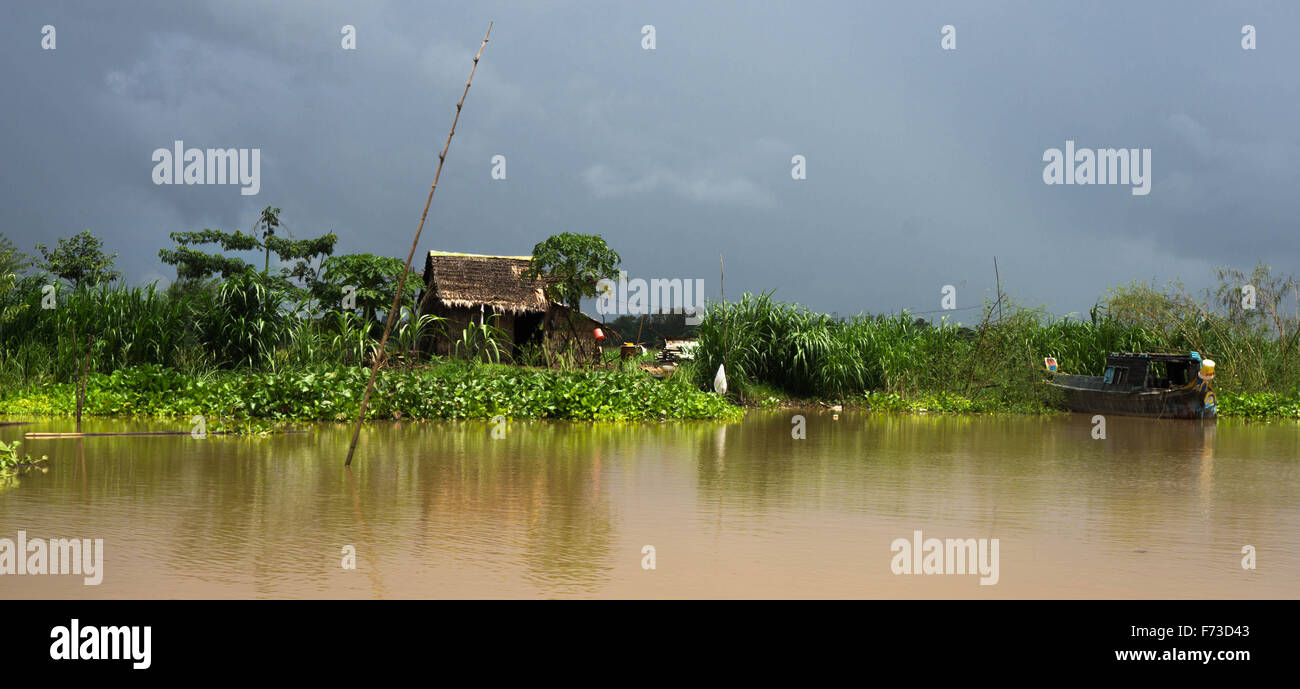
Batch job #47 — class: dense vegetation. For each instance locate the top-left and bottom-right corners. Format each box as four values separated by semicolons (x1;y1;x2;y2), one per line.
0;227;737;423
1;217;451;384
0;268;733;422
0;275;433;381
4;225;1298;421
0;363;740;422
692;268;1300;419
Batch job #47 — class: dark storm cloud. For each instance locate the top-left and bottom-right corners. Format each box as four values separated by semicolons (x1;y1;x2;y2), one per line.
2;1;1297;318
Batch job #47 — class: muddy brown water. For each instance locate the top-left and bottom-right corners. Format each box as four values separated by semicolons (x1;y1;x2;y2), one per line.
1;412;1296;598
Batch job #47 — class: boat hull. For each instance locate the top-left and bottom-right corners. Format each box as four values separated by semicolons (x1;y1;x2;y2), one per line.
1046;375;1216;420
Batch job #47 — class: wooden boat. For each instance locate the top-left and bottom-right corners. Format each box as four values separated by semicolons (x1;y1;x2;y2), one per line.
1045;352;1217;420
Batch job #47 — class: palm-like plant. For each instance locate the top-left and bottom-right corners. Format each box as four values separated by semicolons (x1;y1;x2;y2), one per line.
453;317;507;364
394;308;445;365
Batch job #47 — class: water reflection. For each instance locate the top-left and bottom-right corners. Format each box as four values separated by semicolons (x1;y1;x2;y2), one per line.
0;412;1296;598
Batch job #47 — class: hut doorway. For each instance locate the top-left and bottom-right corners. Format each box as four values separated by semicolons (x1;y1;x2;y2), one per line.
513;311;545;352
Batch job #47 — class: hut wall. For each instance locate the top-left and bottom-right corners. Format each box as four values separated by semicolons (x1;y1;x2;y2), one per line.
425;301;520;357
542;304;603;360
427;302;472;357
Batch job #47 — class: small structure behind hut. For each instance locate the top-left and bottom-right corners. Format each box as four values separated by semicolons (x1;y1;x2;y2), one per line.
655;337;698;363
418;250;607;361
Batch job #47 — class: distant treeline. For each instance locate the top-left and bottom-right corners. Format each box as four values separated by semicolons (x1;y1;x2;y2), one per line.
601;312;697;346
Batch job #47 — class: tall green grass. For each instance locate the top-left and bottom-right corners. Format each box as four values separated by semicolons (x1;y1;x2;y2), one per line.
692;291;1300;410
0;272;449;387
7;270;1299;418
0;271;570;390
0;280;202;383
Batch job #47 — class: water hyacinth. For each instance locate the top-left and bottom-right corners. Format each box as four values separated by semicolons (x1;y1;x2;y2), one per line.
0;363;743;422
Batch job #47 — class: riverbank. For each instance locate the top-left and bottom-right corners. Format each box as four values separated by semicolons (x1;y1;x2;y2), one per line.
0;363;743;423
689;290;1300;420
4;362;1297;425
740;385;1300;420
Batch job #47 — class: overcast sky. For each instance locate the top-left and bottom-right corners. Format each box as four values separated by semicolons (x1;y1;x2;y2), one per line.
2;1;1297;319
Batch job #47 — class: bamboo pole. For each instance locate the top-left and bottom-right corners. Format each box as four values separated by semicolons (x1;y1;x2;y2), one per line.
76;328;93;433
26;430;306;439
720;252;727;369
72;320;80;432
963;290;1006;397
77;437;87;500
994;256;1002;322
29;431;211;438
345;23;493;467
719;254;724;306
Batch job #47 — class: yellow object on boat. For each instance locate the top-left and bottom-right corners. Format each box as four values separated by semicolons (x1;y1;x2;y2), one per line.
1200;359;1216;379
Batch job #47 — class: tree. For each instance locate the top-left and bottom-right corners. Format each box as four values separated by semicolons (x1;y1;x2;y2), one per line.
1100;279;1199;333
1213;262;1299;338
34;230;120;288
313;253;418;323
158;210;337;298
0;272;28;330
522;233;621;310
0;233;31;277
158;228;261;281
256;206;282;274
266;231;338;297
608;312;695;346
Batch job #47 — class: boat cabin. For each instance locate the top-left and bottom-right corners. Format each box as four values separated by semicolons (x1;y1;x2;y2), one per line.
1102;353;1200;391
1046;351;1215;419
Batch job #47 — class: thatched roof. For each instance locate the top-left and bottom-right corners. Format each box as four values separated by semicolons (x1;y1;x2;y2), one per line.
423;250;551;314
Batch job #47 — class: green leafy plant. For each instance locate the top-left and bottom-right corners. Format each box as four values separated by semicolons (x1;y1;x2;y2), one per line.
0;440;47;475
522;232;621;310
159;210;337;301
313;253;418;324
0;232;32;277
34;230;120;288
207;269;288;368
0;363;744;422
453;318;508;364
393;309;445;364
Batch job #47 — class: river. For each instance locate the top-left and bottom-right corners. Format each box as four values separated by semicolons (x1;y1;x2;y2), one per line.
1;412;1296;598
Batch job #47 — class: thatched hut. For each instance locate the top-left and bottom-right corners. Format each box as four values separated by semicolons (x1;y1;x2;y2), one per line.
418;250;609;360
